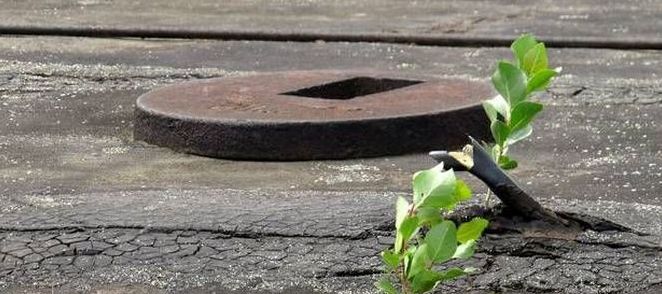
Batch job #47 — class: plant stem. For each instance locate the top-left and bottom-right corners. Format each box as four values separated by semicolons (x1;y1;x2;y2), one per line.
396;205;418;294
398;263;412;294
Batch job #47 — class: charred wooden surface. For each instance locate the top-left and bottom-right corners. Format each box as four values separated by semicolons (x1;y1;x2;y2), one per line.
431;138;569;226
0;2;660;290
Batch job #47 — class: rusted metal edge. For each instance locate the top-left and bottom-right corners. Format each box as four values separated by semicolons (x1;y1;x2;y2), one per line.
134;103;490;161
2;25;662;50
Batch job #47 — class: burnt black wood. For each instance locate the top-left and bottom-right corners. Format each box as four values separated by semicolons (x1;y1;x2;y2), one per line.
430;138;567;225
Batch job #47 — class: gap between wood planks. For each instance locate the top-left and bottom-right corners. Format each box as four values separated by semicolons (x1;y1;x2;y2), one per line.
2;25;662;50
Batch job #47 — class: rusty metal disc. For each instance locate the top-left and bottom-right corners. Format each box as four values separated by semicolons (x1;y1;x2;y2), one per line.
134;70;492;160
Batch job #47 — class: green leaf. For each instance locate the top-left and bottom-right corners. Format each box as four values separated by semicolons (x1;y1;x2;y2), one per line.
408;243;429;279
403;245;417;277
409;268;467;292
417;207;442;227
395;215;419;253
491;61;528;106
482;95;509;122
399;216;419;242
376;276;398;294
510;101;543;133
412;170;426;205
395;196;410;230
527;68;557;93
413;168;457;210
410;269;442;294
506;124;533;145
424;221;457;263
511;34;538;67
457;217;489;243
423;178;471;213
498;155;518;170
519;42;548;76
482;101;497;123
394;197;413;252
452;240;476;259
522;43;548;76
394;235;404;254
381;250;400;270
454;179;472;202
490;120;510;146
438;267;467;281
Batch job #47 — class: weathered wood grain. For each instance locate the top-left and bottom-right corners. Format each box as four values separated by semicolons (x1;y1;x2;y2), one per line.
0;36;661;293
0;0;661;47
0;36;660;209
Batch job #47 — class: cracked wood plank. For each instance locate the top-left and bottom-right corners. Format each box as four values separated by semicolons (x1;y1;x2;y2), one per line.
0;0;661;47
0;37;660;293
1;213;660;293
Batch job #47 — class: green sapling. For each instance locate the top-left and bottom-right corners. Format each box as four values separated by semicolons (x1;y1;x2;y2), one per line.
377;34;560;294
